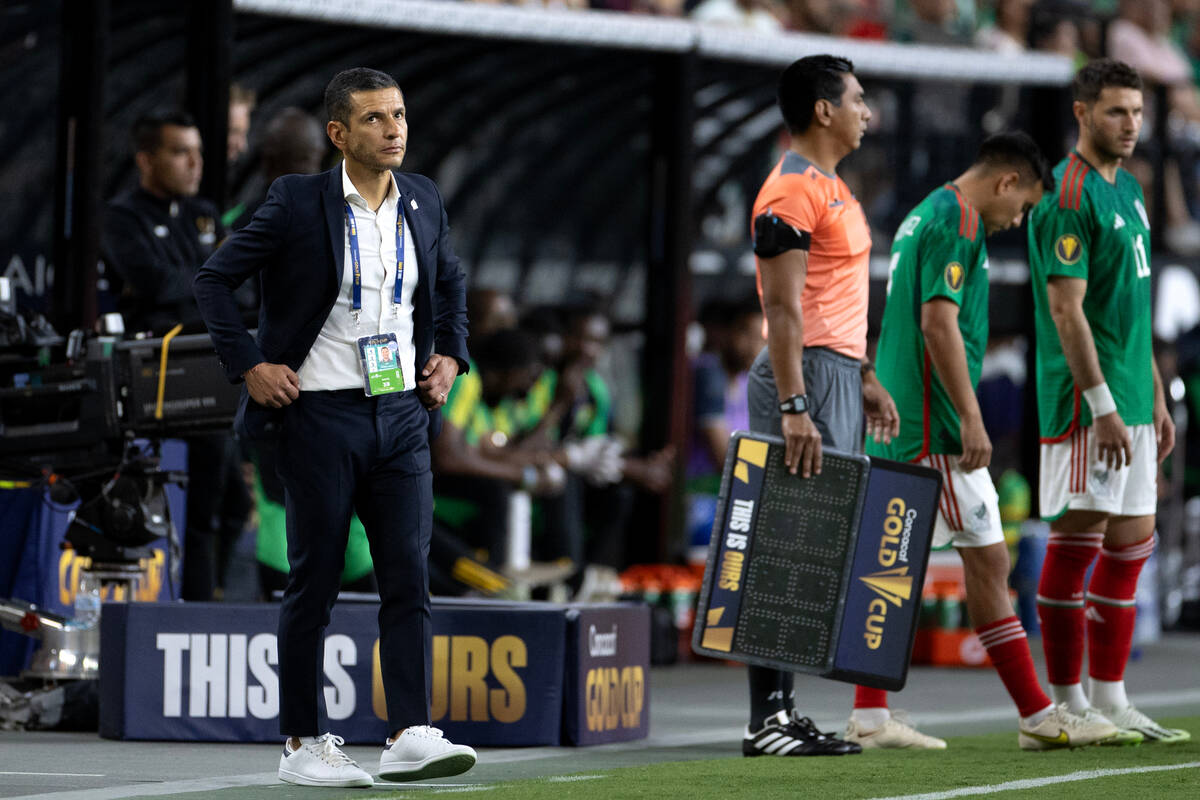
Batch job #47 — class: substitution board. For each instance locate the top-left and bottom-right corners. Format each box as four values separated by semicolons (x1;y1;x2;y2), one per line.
692;432;941;690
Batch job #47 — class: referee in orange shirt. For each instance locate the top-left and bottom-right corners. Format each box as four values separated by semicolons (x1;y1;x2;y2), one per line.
741;55;906;757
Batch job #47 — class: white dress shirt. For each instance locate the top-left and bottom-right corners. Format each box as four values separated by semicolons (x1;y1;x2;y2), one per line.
297;162;418;392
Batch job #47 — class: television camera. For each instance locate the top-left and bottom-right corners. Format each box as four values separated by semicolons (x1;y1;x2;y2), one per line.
0;303;240;682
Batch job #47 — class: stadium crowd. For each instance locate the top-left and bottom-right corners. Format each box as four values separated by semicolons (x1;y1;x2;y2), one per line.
466;0;1200;254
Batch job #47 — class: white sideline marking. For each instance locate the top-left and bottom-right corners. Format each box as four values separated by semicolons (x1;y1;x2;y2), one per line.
0;772;106;777
430;787;495;794
547;774;607;782
865;761;1200;800
2;772;278;800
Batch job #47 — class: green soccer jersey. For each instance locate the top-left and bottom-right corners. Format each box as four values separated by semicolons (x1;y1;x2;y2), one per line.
1027;152;1154;439
867;184;989;462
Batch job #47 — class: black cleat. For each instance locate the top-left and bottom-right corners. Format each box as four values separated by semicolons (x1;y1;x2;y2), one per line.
743;710;863;756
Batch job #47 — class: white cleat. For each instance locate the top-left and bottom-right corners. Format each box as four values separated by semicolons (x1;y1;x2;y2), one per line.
1018;703;1117;751
1096;705;1191;744
1079;707;1143;746
845;710;947;750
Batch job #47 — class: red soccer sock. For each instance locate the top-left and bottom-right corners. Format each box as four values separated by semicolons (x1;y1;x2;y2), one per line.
1036;531;1102;686
976;616;1051;717
1087;536;1154;682
854;685;888;709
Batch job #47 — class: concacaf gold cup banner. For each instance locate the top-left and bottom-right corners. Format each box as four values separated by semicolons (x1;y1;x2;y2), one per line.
99;599;649;746
692;432;940;691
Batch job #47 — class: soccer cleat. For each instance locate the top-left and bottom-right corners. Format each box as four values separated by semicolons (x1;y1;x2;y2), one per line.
379;725;477;781
278;733;373;787
1018;703;1118;751
743;710;862;756
1080;707;1143;746
845;710;947;750
1096;705;1191;744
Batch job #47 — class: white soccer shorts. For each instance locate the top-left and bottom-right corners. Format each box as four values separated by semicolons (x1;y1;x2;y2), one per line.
1039;423;1157;520
918;453;1005;549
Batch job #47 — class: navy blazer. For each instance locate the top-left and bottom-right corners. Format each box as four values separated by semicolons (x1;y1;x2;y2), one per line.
193;167;469;440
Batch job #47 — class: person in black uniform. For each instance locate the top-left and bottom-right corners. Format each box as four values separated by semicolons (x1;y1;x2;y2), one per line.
103;110;225;336
102;109;250;601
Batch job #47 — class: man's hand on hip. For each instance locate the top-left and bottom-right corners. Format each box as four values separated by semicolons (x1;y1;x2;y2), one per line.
781;411;822;478
244;363;300;408
418;354;458;410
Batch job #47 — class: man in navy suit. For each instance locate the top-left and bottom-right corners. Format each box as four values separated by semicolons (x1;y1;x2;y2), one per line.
194;68;473;788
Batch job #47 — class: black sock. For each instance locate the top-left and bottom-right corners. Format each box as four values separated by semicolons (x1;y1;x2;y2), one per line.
748;665;785;730
781;674;795;715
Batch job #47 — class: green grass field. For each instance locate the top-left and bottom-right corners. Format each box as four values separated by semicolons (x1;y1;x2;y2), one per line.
351;717;1200;800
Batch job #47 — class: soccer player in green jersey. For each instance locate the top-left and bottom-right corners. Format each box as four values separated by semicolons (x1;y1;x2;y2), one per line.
863;133;1121;750
1028;58;1189;743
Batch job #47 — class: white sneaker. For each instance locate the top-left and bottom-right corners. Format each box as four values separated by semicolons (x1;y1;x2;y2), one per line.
1096;705;1191;744
1018;703;1118;751
845;711;947;750
278;733;373;787
379;725;477;782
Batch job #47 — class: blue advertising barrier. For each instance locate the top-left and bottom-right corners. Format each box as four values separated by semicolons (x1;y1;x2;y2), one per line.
562;604;650;745
100;599;650;746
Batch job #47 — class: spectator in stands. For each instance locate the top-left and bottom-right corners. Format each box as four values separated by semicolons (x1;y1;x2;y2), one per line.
591;0;686;14
976;0;1034;132
102;110;251;602
690;0;785;32
784;0;842;32
1108;0;1200;254
1027;1;1083;60
976;0;1033;53
894;0;973;188
228;83;256;164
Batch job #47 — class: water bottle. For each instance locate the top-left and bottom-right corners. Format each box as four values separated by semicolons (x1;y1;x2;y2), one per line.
73;570;102;628
505;490;532;571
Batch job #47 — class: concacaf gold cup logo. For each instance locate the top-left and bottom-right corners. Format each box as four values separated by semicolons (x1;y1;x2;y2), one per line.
943;262;964;292
1054;233;1083;266
859;497;916;650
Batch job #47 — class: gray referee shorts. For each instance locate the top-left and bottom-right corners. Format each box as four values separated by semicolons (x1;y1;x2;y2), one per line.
747;345;863;453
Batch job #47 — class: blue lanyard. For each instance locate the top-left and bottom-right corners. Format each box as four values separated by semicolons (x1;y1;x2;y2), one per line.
345;200;405;325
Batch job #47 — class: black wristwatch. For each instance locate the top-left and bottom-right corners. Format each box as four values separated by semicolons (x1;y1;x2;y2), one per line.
779;394;811;414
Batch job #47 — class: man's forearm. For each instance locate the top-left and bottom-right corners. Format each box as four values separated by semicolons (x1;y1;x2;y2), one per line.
764;303;805;400
1052;304;1107;393
923;317;981;423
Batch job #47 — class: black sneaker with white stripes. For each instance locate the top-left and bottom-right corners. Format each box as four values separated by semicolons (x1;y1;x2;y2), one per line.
743;710;863;756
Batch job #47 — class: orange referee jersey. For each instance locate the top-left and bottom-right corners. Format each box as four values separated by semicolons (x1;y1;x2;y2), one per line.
752;151;872;360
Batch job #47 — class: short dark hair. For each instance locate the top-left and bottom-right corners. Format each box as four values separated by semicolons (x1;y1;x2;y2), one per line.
131;109;196;154
1072;58;1142;105
473;329;541;374
975;131;1054;191
777;55;854;134
324;68;401;125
